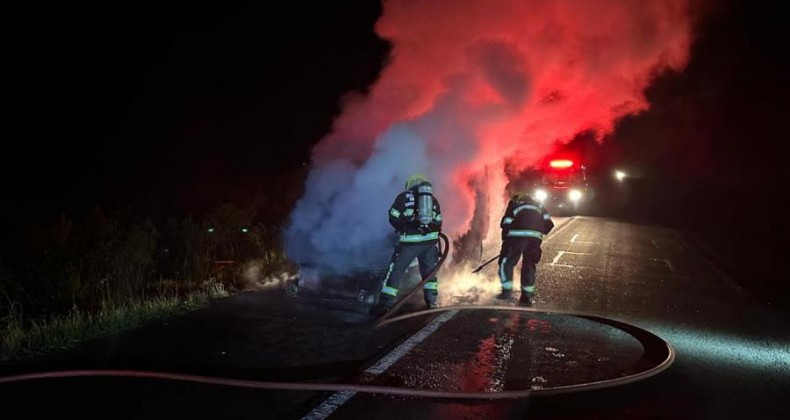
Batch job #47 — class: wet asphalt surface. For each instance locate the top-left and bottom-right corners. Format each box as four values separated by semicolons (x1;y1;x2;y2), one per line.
2;216;789;419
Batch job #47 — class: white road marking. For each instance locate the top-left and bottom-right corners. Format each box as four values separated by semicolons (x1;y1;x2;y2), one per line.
551;251;593;265
548;263;602;270
551;251;566;265
302;310;459;420
305;217;582;418
570;232;600;244
548;216;577;238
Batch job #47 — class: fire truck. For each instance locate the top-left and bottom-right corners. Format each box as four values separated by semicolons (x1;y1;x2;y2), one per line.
531;157;589;214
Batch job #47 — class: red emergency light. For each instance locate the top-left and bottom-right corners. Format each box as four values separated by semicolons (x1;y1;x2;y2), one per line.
549;159;574;169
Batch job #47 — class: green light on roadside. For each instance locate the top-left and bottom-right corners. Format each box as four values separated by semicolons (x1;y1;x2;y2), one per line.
241;228;249;233
207;227;215;233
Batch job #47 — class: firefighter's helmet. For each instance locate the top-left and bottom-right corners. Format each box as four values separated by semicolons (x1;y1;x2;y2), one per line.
405;173;429;190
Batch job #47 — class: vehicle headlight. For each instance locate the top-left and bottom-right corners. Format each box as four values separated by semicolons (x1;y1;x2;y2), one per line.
569;189;583;201
534;189;548;202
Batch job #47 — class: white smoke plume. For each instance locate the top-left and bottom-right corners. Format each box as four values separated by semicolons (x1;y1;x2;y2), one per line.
286;0;695;278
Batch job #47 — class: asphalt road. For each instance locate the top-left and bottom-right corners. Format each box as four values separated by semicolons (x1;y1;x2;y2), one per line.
2;216;788;419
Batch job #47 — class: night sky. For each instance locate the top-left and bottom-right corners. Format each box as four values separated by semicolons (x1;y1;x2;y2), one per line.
4;0;387;222
3;0;787;230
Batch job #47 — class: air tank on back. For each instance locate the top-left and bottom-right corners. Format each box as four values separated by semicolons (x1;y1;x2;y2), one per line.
416;182;434;226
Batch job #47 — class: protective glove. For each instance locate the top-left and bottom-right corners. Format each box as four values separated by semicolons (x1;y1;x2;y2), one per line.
417;224;432;234
430;222;442;233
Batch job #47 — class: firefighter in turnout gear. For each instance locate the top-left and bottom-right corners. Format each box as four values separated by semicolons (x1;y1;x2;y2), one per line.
497;192;554;305
369;174;443;316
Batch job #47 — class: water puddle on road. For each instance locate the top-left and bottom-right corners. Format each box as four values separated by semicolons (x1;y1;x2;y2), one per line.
371;309;652;392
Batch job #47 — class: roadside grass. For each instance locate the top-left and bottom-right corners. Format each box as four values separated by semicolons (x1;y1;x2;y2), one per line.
0;281;227;362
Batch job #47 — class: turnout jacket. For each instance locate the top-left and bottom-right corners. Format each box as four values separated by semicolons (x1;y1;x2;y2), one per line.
388;186;442;243
500;196;554;240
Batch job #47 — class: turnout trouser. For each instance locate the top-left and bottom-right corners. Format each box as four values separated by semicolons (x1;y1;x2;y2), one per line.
379;240;439;306
498;237;543;295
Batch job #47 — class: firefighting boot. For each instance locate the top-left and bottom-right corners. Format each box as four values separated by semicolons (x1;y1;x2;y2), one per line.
368;301;389;316
369;293;396;316
519;293;534;306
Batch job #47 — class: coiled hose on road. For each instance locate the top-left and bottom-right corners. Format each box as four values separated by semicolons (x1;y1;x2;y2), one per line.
0;232;675;399
0;307;674;399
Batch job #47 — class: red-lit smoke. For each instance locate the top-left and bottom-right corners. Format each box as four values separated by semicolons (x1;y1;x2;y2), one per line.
316;0;691;165
288;0;695;274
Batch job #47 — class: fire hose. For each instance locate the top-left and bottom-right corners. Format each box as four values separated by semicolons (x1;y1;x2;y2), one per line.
0;232;675;399
373;232;451;326
0;306;674;399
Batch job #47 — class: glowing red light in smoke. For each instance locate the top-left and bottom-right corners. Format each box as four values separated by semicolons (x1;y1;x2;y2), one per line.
286;0;699;274
549;159;574;169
